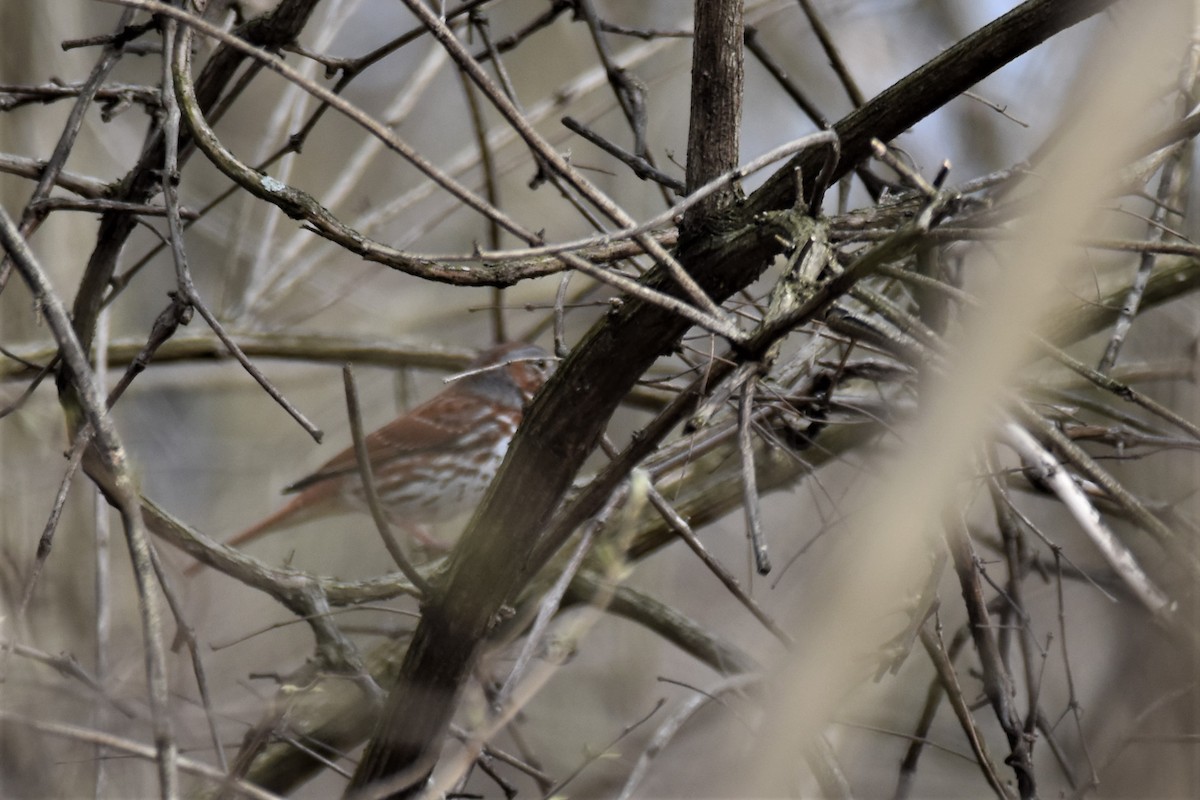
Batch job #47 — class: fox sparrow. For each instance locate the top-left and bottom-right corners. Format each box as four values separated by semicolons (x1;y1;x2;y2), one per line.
185;342;553;575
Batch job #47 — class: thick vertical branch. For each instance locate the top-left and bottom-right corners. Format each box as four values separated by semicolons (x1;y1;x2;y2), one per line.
683;0;744;232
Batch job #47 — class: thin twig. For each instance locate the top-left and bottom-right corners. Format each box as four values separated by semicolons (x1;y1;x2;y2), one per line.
0;153;113;197
1098;41;1199;371
27;197;199;218
943;516;1035;799
164;19;323;443
646;483;793;647
0;7;134;290
562;115;686;193
919;622;1015;800
0;712;280;800
494;505;607;710
458;16;506;342
794;0;866;107
341;364;432;595
738;371;771;574
545;698;667;799
743;26;828;127
615;675;759;800
463;133;838;264
0;199;179;800
0;640;138;718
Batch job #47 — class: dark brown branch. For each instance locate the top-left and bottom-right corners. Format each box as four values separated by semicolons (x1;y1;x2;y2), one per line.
682;0;744;229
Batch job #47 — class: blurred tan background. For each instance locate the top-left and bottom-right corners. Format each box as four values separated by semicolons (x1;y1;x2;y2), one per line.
4;1;1200;797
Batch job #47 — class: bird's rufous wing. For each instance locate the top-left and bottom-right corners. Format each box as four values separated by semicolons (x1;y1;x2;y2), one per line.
283;392;484;494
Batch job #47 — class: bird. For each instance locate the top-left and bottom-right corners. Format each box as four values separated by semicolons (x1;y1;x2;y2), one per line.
185;342;554;575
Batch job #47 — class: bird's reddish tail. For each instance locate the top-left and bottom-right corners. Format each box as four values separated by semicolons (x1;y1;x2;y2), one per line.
183;482;338;577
